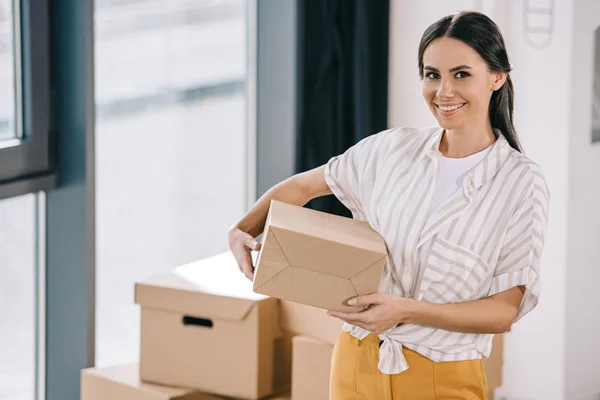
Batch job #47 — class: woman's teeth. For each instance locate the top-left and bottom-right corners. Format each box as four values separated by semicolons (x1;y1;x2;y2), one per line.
438;103;465;111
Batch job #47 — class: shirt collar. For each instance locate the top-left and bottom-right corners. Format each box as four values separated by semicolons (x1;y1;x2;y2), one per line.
426;127;513;189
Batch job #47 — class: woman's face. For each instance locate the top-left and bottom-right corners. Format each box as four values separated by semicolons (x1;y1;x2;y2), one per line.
421;37;505;130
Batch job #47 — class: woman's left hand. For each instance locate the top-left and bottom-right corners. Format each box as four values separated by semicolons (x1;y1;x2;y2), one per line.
327;293;418;335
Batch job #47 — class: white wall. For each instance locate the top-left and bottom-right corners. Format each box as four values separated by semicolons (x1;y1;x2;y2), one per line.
388;1;571;398
498;1;571;398
567;1;600;399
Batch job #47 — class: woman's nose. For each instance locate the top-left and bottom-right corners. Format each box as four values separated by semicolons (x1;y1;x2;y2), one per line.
437;79;454;98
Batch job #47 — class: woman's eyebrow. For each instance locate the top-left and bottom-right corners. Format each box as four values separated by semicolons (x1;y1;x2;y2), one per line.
423;65;473;72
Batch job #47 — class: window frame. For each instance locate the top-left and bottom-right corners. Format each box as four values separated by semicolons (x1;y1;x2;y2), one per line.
0;0;56;201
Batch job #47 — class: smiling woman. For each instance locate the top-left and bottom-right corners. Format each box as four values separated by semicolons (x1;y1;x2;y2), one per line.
229;10;551;400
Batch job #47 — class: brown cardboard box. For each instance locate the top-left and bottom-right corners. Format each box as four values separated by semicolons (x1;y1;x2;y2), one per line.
265;391;291;400
290;336;333;400
80;363;221;400
280;301;343;345
273;330;296;390
135;252;281;400
275;301;343;393
253;200;387;312
484;334;504;392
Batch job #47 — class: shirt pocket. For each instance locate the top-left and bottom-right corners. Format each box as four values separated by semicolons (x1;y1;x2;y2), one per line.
417;236;489;303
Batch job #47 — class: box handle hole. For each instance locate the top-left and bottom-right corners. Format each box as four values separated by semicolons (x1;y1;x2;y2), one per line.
182;316;213;328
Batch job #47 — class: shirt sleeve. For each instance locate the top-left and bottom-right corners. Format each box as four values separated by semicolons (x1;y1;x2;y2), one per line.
487;167;551;322
323;129;393;219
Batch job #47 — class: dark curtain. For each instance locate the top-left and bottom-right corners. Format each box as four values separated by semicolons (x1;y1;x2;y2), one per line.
295;0;390;217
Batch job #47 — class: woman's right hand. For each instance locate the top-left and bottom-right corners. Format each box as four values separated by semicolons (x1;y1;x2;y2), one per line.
226;165;329;281
228;226;262;281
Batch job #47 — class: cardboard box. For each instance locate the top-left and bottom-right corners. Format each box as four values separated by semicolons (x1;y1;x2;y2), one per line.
273;330;295;390
253;200;387;312
280;301;343;345
275;301;343;395
484;334;504;392
135;252;281;400
80;363;220;400
266;392;291;400
291;336;333;400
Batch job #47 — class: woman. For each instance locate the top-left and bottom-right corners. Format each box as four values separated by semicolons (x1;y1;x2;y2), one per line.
228;11;550;400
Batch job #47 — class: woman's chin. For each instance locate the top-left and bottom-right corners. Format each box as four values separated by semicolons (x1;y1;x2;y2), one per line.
437;120;460;130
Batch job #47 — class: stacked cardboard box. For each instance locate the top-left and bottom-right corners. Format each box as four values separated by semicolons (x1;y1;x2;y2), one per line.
81;201;504;399
80;363;291;400
80;363;224;400
81;252;291;400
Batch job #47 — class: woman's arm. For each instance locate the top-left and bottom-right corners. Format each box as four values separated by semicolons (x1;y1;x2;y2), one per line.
328;286;525;335
231;165;331;237
404;286;525;333
228;165;331;279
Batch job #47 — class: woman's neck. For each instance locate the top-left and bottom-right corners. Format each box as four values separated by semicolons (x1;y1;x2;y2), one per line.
439;120;496;158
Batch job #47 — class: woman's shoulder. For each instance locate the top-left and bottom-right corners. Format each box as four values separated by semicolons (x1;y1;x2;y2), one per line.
364;125;439;149
503;145;551;202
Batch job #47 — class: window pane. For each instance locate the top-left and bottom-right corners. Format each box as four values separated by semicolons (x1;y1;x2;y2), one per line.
0;194;36;400
94;0;248;367
0;0;17;141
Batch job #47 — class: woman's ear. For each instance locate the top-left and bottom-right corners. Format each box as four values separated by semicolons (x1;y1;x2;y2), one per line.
492;72;508;91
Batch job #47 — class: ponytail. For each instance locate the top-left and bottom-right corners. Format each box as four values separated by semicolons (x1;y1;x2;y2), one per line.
489;75;522;153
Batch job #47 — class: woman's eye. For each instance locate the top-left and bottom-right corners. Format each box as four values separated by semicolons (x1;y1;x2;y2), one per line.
425;72;439;79
455;71;470;79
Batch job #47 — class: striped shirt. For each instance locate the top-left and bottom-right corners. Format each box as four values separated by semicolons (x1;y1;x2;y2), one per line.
324;126;551;374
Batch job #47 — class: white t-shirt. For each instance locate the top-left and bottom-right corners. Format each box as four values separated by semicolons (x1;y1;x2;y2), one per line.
429;145;494;216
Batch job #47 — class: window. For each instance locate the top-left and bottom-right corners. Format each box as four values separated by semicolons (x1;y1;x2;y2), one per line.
94;0;249;366
0;0;55;200
0;194;39;400
0;0;53;398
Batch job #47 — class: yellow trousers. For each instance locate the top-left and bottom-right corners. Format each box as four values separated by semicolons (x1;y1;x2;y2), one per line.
330;332;488;400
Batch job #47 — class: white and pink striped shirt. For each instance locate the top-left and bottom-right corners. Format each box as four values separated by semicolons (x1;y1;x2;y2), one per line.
324;126;551;374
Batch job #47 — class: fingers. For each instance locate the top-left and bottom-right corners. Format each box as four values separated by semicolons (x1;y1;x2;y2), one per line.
347;293;381;307
327;310;366;325
243;234;261;251
327;310;379;334
240;249;255;281
229;228;262;281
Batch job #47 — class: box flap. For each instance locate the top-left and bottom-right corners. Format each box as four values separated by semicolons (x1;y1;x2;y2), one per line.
268;200;386;253
269;226;385;278
135;252;267;321
253;224;290;290
349;256;386;294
